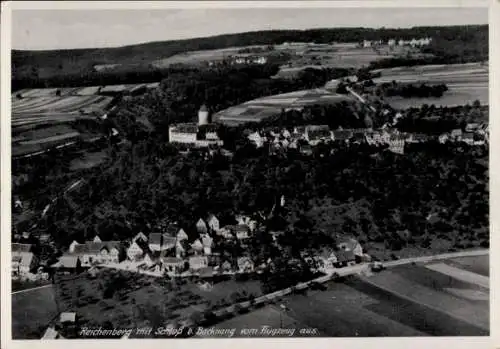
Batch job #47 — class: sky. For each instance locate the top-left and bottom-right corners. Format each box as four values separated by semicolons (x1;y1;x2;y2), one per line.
12;7;488;50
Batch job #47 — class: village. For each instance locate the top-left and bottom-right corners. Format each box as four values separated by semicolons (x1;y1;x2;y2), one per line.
12;210;367;285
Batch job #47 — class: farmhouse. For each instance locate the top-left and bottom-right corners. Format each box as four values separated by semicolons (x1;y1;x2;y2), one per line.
334;250;356;267
70;241;121;266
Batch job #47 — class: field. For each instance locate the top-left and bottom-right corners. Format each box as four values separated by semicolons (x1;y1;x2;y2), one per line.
372;62;489;108
209;254;489;337
214;88;354;125
152;45;271;68
50;269;210;336
11;90;113;158
12;285;59;339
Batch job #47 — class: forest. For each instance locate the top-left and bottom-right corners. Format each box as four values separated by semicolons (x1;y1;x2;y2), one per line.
375;82;449;98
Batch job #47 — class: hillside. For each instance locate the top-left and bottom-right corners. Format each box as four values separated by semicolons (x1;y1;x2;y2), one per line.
12;25;487;88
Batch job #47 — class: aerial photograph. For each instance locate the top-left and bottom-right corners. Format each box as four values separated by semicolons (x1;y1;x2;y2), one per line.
9;4;489;340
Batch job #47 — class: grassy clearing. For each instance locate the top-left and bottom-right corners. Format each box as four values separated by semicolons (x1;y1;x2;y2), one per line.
347;276;488;336
446;255;489;277
358;271;489;331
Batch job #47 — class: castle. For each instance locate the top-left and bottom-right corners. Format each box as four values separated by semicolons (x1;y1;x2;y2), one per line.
168;105;223;148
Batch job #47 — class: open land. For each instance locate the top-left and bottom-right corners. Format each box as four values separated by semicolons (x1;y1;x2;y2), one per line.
372;62;489;108
214;88;355;125
209;254;489;337
11;285;59;339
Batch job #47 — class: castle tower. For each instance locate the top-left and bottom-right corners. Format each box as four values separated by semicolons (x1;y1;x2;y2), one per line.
198;105;210;125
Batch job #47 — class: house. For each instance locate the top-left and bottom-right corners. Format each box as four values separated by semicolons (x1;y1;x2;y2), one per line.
387;39;396;46
450;129;463;140
237;257;255;273
247;131;267;148
318;250;338;271
461;132;475;145
132;232;148;243
71;241;121;266
189;255;209;271
206;214;220;232
148;233;176;251
334;250;356;267
233;224;251;240
127;241;145;261
465;123;480;132
438;133;449;144
60;312;76;324
162;257;185;274
293;126;306;137
92;235;102;243
338;238;364;258
196;218;208;234
176;229;189;241
12;243;38;276
191;239;204;254
42;327;63;340
52;255;82;274
388;135;406;154
363;40;372;48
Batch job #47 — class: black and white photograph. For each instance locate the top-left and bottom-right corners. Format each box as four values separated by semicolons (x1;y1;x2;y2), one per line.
1;0;495;346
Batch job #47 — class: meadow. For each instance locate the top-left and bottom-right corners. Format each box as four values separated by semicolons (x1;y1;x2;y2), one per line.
210;255;489;337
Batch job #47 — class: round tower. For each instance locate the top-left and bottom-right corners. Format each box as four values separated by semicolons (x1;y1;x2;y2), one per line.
198;104;210;125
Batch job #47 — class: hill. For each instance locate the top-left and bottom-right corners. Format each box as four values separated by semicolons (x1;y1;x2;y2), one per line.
12;25;487;90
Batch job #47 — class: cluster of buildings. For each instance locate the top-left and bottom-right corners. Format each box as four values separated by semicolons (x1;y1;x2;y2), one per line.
207;55;268;67
50;214;263;277
247;122;489;156
304;238;367;273
362;37;432;48
168;105;224;148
